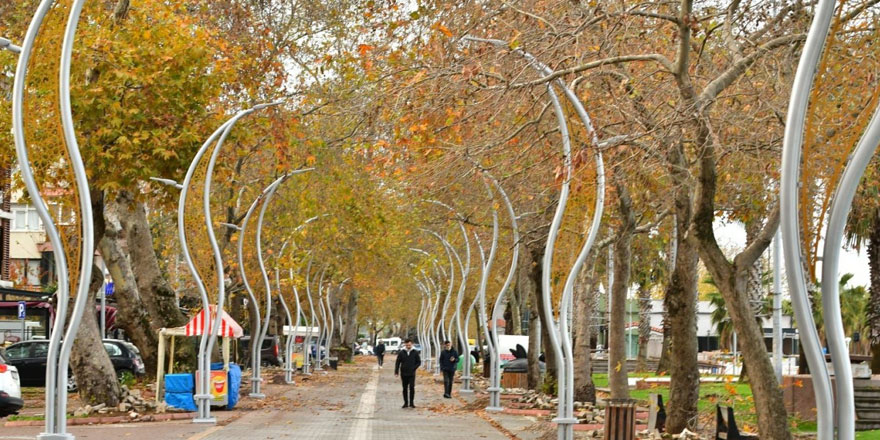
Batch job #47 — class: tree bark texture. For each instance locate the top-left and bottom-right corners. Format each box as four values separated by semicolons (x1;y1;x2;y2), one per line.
869;213;880;373
70;267;121;406
121;193;186;328
99;192;161;375
609;180;635;400
528;243;556;389
691;103;790;438
637;281;651;371
522;248;543;390
572;259;596;403
665;231;700;432
343;289;359;347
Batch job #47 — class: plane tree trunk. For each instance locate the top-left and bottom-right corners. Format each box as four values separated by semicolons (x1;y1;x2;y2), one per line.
572;257;597;403
609;180;636;400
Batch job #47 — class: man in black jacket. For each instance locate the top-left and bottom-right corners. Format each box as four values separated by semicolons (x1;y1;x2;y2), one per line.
374;341;386;368
438;340;458;398
394;339;421;408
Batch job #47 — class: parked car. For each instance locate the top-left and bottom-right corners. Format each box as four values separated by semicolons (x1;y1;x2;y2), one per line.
0;349;24;417
3;339;145;391
376;337;401;354
238;335;281;367
355;344;373;355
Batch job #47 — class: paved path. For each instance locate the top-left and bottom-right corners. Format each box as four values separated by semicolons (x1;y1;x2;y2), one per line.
2;358;508;440
198;360;506;439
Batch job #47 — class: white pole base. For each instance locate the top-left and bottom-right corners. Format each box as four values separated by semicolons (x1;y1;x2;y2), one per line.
485;406;504;413
249;393;266;399
38;433;75;440
459;389;474;394
192;417;217;424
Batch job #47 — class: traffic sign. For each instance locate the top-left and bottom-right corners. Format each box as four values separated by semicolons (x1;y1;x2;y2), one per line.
17;301;25;320
105;281;114;297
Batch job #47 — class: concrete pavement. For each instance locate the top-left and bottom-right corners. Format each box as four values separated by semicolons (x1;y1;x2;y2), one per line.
1;358;509;440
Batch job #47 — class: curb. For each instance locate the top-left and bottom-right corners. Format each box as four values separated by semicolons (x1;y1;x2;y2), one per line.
502;408;552;416
4;412;195;427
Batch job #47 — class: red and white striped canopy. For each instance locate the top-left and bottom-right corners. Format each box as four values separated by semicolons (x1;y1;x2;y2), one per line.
184;305;243;338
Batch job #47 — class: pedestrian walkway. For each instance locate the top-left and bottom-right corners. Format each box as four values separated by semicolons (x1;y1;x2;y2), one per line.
197;359;507;439
1;358;509;440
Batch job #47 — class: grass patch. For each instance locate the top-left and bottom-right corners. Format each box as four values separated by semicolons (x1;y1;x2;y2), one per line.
6;414;44;421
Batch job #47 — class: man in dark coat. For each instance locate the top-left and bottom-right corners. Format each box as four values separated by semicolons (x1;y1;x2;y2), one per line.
438;340;458;398
374;341;386;368
394;339;421;408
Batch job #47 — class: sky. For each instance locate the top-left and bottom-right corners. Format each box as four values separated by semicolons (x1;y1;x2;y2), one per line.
714;220;870;292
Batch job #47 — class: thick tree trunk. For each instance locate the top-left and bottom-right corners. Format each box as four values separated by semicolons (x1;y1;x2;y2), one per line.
99;193;160;375
665;234;700;433
637;281;651;371
70;266;121;406
121;193;186;328
691;103;790;438
506;281;522;335
656;315;671;374
572;260;596;403
656;216;677;375
528;244;557;390
343;289;359;347
869;212;880;373
609;180;635;400
697;238;790;439
521;248;543;390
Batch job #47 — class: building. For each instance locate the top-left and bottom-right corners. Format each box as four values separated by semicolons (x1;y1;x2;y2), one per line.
0;168;12;288
599;298;798;359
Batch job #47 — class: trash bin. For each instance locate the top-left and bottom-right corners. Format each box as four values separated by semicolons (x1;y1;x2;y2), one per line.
328;356;339;370
604;399;636;440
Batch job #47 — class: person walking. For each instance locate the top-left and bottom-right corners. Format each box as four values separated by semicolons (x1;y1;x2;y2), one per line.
394;339;421;408
438;340;458;398
374;341;386;368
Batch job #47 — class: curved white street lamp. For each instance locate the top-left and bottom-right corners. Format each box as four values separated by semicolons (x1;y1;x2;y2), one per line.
464;37;607;440
780;0;861;437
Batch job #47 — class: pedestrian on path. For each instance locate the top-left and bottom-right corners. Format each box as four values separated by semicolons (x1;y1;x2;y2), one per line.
438;340;458;398
394;339;421;408
374;341;386;368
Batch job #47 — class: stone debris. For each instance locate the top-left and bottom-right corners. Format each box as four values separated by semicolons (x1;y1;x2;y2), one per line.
72;385;155;419
672;428;700;439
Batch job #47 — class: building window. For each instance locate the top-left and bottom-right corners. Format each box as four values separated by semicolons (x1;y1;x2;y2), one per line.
12;207;41;231
26;260;40;286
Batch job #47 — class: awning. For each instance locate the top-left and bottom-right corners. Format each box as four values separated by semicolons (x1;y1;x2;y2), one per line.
183;305;243;338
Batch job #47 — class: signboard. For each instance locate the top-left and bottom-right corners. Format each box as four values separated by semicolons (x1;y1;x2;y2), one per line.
105;281;114;297
17;301;25;320
195;370;228;407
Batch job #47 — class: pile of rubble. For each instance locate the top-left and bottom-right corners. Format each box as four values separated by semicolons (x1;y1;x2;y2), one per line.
72;385;177;419
504;388;609;422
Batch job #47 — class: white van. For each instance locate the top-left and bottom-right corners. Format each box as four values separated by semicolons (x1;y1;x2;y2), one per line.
376;337;402;354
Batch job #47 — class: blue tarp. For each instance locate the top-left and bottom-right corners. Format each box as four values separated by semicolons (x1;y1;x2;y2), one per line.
211;362;241;409
164;373;194;393
165;391;196;411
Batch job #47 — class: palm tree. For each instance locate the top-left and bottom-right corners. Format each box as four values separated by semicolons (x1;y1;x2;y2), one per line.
844;160;880;369
708;290;734;350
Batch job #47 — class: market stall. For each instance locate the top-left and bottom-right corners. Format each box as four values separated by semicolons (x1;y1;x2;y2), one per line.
155;306;244;409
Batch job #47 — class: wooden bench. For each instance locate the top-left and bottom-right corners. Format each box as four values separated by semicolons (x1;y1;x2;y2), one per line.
716;405;758;440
